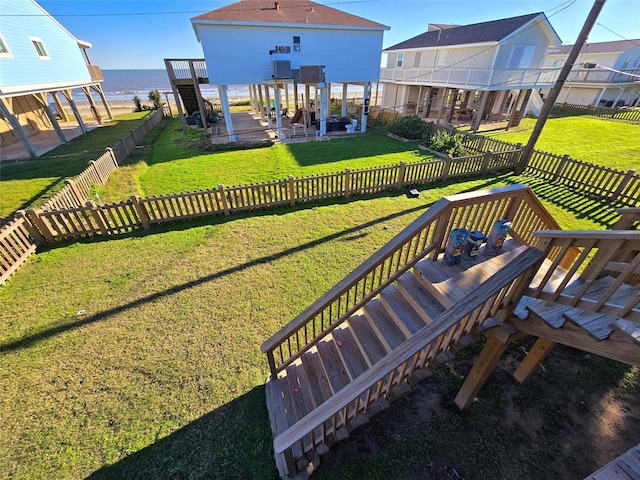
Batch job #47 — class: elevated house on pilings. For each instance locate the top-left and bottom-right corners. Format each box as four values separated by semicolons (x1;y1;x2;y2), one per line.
380;13;562;131
0;0;112;159
261;184;640;479
188;0;389;141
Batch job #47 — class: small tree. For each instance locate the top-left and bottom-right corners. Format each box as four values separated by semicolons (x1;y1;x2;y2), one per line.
133;95;142;112
148;89;163;110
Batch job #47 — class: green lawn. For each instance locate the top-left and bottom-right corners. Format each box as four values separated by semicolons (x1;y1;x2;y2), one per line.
3;174;632;479
483;115;640;171
0;112;153;219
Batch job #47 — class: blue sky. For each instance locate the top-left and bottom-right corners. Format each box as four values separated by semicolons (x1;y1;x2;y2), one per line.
37;0;640;70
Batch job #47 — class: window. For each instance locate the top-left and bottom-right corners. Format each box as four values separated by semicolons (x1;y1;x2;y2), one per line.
0;34;12;58
31;37;49;59
413;51;422;68
437;50;447;66
293;36;301;52
396;52;404;68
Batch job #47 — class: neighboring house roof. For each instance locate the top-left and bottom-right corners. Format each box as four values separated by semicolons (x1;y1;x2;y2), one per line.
548;39;640;55
192;0;389;29
385;12;552;51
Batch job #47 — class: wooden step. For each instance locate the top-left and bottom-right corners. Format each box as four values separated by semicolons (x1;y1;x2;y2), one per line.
413;239;529;308
563;310;615;341
395;273;447;323
379;284;427;337
363;299;407;351
559;276;640;319
347;312;388;366
331;323;369;379
526;299;573;328
316;337;351;394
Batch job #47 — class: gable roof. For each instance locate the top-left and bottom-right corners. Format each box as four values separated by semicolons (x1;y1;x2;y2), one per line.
548;39;640;56
385;12;550;51
192;0;388;29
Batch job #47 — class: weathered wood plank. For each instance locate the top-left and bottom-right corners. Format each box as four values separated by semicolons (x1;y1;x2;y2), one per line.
526;299;573;328
613;319;640;345
363;299;407;351
316;338;351;394
331;324;369;378
379;284;426;336
563;310;614;341
395;273;447;323
348;313;388;366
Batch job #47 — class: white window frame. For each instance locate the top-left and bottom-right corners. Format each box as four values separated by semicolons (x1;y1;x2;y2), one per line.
30;37;50;59
413;51;422;68
0;34;12;58
437;50;447;66
396;52;404;68
508;45;535;69
293;35;301;53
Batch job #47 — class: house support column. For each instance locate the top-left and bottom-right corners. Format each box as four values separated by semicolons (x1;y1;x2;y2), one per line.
445;88;458;123
341;83;348;117
257;85;265;120
284;83;290;112
34;93;67;144
274;84;284;139
374;81;380;108
0;97;37;159
90;84;113;120
424;87;434;118
293;82;299;108
61;90;87;133
325;82;331;119
594;88;607;107
361;81;371;133
165;59;187;132
81;86;103;125
319;83;327;136
51;91;70;122
507;89;532;130
218;85;236;142
265;86;272;127
613;87;626;107
471;90;490;133
512;337;556;383
454;324;521;410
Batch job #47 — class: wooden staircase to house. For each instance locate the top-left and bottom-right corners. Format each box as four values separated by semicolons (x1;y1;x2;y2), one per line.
261;187;640;479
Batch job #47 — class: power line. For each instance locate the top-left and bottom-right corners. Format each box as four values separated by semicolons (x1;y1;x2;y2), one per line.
595;23;640;46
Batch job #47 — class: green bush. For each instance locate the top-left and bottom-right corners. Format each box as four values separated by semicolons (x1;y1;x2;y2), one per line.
387;115;433;140
423;130;467;157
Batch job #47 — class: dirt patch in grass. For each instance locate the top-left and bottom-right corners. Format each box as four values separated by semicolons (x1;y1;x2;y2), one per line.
315;339;640;479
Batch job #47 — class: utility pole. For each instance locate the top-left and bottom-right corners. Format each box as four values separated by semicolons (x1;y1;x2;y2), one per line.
515;0;607;174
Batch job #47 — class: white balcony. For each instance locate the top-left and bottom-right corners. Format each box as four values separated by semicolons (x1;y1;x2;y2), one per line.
379;66;561;90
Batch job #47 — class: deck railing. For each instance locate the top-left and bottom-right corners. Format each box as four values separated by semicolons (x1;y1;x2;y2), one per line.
273;247;545;468
260;185;562;379
527;230;640;320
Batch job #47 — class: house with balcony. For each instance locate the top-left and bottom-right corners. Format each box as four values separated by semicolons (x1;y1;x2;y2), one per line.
380;12;561;131
188;0;389;140
0;0;112;159
543;39;640;108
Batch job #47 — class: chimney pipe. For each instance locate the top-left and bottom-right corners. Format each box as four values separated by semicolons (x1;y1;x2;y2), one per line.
275;1;280;10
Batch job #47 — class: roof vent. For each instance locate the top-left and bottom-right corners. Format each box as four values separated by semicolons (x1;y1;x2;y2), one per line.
275;2;280;10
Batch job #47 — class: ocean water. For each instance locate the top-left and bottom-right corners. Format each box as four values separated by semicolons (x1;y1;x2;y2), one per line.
100;69;376;104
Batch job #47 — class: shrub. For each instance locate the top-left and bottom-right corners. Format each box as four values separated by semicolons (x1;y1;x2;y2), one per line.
387;115;433;140
148;89;163;110
133;95;143;112
423;130;467;157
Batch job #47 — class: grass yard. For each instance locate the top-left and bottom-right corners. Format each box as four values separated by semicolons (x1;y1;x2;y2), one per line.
1;171;635;479
95;120;434;202
483;115;640;171
0;111;153;219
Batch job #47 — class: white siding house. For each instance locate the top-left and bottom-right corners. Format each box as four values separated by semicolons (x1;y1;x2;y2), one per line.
190;0;389;139
544;39;640;107
380;13;562;131
0;0;112;158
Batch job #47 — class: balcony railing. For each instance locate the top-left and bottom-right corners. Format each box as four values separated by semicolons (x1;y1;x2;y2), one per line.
566;67;640;84
164;59;209;83
380;67;561;89
87;65;103;82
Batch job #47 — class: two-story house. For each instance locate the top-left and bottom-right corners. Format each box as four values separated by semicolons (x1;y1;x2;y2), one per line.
380;13;562;131
544;39;640;108
0;0;111;158
190;0;389;140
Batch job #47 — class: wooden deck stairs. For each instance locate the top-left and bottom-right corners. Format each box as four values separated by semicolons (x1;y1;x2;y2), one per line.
261;186;640;479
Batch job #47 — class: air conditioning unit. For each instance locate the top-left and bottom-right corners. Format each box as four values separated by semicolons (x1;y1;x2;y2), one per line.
272;60;292;79
275;45;291;54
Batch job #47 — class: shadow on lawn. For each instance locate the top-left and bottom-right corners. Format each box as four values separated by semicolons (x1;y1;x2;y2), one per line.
1;199;432;353
87;386;278;480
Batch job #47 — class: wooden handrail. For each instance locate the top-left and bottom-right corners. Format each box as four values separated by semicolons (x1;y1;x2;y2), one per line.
273;247;546;454
535;230;640;240
261;184;562;378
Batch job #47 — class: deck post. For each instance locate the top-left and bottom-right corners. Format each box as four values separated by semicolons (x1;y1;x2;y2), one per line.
454;324;518;410
512;337;556;383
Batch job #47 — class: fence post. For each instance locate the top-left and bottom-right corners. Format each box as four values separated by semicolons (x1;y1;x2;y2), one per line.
86;201;110;236
441;156;452;181
118;138;130;156
481;151;494;174
552;154;570;182
288;175;296;207
130;195;151;229
609;169;636;204
88;160;105;184
65;179;85;206
477;135;486;153
130;129;138;145
15;210;45;245
397;162;406;189
25;208;55;243
106;147;119;168
218;184;230;216
344;169;352;198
